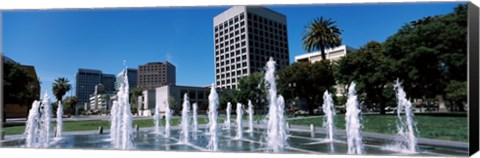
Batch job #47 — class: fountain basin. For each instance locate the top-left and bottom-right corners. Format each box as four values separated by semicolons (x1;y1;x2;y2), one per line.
0;125;467;156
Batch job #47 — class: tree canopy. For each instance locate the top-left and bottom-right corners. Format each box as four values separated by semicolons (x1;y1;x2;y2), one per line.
277;60;336;115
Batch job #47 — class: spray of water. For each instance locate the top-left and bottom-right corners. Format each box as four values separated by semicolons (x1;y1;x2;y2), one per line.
154;100;162;134
322;90;335;142
193;103;198;132
38;93;52;147
24;93;53;148
277;95;288;146
265;57;288;152
345;82;364;154
56;101;63;138
179;94;190;144
235;103;243;139
110;101;119;145
207;84;219;151
164;101;172;137
392;79;418;153
247;100;254;132
25;101;41;148
224;102;232;129
110;65;134;150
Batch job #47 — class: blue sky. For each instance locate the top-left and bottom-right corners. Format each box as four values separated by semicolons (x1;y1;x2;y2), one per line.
2;2;464;99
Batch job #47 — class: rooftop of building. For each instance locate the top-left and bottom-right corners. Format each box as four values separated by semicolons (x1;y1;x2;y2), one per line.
214;6;287;26
294;45;357;60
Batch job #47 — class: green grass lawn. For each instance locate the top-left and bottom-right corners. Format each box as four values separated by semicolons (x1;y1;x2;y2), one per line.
3;114;467;142
287;114;468;142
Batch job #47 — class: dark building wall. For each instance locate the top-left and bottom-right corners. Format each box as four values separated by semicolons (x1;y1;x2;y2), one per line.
76;69;102;106
101;74;116;93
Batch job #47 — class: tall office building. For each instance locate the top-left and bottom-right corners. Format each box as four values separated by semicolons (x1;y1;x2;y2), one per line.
138;61;176;91
115;68;138;90
213;6;290;89
101;74;116;93
76;69;116;107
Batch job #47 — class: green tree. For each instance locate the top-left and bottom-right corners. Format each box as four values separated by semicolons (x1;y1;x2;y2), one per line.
302;17;342;60
4;62;35;104
277;60;336;115
129;86;143;111
4;61;37;121
334;41;395;114
445;80;467;111
218;89;238;111
52;77;71;102
382;4;467;109
236;72;266;111
63;96;78;116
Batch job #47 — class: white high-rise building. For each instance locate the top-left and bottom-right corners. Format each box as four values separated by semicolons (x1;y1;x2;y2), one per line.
213;6;290;89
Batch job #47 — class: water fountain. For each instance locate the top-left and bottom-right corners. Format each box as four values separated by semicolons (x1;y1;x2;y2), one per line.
207;84;219;151
110;101;120;146
277;95;287;144
153;99;162;134
192;103;198;132
2;60;467;157
345;82;364;154
265;57;288;152
247;100;254;132
24;93;53;148
179;94;190;144
25;101;41;148
322;90;335;142
56;101;63;138
223;102;232;130
387;79;418;153
40;93;53;147
164;101;172;137
110;66;134;150
235;103;243;139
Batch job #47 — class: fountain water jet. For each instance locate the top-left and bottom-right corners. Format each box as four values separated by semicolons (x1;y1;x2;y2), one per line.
179;94;190;144
265;57;288;152
223;102;232;129
207;84;219;151
25;101;41;147
24;93;53;148
192;103;198;132
345;82;364;154
386;79;418;153
153;99;162;134
247;100;254;132
277;95;287;144
110;65;134;150
322;90;335;142
164;101;172;137
235;103;243;139
110;101;119;145
56;101;63;138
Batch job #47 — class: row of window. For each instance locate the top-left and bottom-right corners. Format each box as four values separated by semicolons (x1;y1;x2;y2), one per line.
215;21;245;37
247;13;285;29
215;34;246;48
215;12;245;31
216;67;248;79
215;47;247;58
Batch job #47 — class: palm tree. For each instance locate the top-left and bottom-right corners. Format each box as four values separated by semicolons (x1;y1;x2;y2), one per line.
52;77;71;102
302;17;342;60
